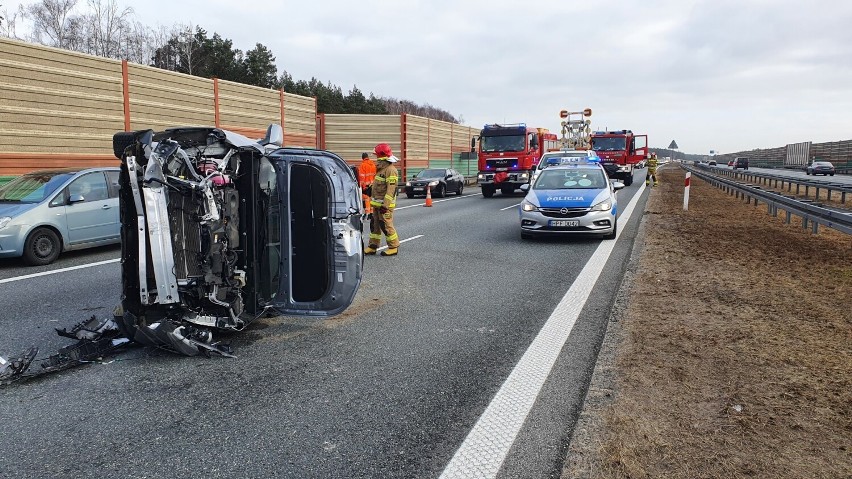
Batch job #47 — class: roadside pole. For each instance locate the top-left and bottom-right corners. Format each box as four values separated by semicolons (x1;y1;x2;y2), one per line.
683;171;691;210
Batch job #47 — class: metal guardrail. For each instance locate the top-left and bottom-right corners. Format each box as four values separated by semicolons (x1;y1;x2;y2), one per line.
698;164;852;204
682;164;852;235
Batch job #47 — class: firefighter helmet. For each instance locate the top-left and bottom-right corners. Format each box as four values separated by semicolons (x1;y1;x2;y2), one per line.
374;143;392;158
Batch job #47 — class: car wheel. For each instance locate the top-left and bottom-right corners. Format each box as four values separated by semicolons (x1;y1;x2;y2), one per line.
406;192;414;199
435;184;446;198
624;175;634;186
830;173;835;176
456;183;463;195
23;227;62;265
603;219;617;240
482;186;495;198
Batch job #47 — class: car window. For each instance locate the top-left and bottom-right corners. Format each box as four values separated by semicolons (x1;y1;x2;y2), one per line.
68;172;109;202
106;171;120;198
0;171;75;204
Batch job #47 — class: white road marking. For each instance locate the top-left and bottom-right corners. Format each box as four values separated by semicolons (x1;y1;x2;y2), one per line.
0;258;121;285
395;193;478;210
376;235;424;251
500;203;521;211
439;183;647;479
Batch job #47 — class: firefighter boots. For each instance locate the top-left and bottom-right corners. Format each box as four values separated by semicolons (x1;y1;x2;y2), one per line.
380;247;398;256
364;246;378;255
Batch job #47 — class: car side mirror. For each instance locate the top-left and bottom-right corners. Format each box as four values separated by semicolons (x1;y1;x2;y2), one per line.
68;194;86;203
470;137;477;152
611;182;625;191
259;124;284;147
520;184;530;192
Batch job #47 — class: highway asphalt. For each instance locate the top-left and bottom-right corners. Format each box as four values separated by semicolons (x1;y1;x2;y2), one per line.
0;172;649;479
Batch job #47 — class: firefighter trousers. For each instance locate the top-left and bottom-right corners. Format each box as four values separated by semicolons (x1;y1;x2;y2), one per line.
368;210;399;248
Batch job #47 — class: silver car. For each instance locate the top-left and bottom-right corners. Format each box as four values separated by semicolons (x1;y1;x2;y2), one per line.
0;167;121;265
519;163;624;240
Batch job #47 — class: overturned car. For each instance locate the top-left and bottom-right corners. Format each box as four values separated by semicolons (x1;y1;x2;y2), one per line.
111;124;364;355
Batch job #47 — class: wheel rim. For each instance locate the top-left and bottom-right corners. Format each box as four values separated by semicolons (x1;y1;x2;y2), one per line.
33;234;55;258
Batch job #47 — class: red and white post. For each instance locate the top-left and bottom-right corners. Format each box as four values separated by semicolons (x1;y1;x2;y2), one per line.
683;171;691;210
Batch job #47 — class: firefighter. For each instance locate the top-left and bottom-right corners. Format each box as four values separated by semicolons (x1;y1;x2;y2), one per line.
364;143;400;256
358;152;376;215
646;152;659;187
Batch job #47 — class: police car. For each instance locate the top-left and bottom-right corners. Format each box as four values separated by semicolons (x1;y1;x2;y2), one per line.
519;160;624;240
531;149;601;184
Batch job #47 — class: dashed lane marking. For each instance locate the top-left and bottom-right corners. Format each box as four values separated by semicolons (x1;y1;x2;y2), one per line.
500;203;521;211
376;235;424;251
394;193;479;210
439;183;646;478
0;258;121;285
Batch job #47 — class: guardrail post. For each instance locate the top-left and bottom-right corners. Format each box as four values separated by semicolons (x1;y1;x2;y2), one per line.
785;211;791;224
683;172;690;210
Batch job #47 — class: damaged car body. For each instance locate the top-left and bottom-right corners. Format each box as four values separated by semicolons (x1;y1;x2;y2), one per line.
113;124;364;356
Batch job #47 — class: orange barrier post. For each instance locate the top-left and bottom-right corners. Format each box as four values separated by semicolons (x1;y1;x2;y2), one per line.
424;185;433;207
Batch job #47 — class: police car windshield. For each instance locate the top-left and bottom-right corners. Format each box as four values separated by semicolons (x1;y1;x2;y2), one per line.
533;169;607;190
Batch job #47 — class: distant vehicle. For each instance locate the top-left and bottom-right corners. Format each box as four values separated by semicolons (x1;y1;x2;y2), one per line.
806;161;835;176
727;159;734;167
405;168;464;198
0;167;121;265
519;162;624;240
708;160;717;166
732;157;749;170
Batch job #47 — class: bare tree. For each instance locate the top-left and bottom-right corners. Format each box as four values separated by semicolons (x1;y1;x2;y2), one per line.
1;4;27;38
25;0;78;48
80;0;132;58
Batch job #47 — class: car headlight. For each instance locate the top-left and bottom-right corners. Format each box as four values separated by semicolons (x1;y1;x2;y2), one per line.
428;181;439;187
0;216;11;230
520;173;529;179
477;174;485;179
406;181;412;186
521;201;538;212
591;200;612;212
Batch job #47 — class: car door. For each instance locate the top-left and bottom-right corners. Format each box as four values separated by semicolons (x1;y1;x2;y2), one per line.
269;149;363;316
63;171;118;245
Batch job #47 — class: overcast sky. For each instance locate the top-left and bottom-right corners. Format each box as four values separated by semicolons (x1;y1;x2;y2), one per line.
9;0;852;154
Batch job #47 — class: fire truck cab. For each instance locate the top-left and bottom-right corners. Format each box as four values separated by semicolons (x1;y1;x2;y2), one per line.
474;124;558;197
590;130;648;186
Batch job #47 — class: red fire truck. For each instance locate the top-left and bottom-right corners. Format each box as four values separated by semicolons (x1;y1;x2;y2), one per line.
590;130;648;186
474;124;559;197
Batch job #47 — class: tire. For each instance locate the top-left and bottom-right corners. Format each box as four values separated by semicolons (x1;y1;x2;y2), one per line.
603;219;617;240
456;183;464;195
482;186;495;198
406;192;414;199
830;173;835;176
23;227;62;266
434;184;446;198
623;175;634;186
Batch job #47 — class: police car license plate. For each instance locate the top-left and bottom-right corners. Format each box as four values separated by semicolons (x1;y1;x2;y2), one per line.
413;187;424;191
549;219;579;227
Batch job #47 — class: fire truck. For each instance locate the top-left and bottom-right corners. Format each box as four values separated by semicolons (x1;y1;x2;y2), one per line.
590;130;648;186
474;124;558;197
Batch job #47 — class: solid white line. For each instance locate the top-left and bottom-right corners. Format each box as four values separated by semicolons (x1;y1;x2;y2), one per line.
395;193;478;210
439;183;646;479
0;258;120;285
376;234;424;251
500;203;521;211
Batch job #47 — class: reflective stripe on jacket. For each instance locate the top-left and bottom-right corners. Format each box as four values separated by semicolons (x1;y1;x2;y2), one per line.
371;159;398;209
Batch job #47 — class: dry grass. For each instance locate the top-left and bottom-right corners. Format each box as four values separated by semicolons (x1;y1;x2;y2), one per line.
594;167;852;478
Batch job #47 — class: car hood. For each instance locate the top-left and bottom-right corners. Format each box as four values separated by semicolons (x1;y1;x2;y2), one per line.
0;202;40;217
525;189;610;208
